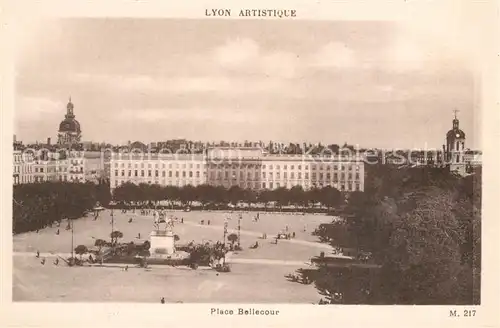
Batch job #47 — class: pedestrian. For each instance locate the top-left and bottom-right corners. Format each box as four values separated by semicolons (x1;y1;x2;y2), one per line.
292;232;296;238
54;258;59;266
181;218;184;223
56;229;60;235
89;254;94;263
40;258;46;265
207;220;211;225
128;218;133;223
137;232;141;239
161;297;165;304
36;250;40;258
125;265;128;271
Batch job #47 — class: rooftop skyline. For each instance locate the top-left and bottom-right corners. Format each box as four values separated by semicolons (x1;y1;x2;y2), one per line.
15;19;481;149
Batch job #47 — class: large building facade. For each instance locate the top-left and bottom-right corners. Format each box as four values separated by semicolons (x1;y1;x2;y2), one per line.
13;99;103;185
110;147;365;193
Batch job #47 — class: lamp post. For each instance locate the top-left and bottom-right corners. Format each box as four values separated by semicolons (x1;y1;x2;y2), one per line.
237;213;242;248
71;219;74;260
110;207;114;244
223;218;228;246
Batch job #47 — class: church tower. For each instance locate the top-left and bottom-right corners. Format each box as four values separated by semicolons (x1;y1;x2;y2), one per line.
444;110;466;176
57;98;82;146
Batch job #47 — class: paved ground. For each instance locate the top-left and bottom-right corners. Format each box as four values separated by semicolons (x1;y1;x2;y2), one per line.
13;209;335;303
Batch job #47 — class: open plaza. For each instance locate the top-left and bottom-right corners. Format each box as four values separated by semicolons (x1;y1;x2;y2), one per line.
13;209;334;303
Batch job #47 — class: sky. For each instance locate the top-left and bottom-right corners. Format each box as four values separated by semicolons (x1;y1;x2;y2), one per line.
14;19;481;149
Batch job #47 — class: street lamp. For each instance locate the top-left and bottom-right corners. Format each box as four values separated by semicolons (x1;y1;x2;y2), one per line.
110;208;114;244
237;213;242;248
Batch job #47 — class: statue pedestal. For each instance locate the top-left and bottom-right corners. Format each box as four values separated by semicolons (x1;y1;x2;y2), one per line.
150;230;175;256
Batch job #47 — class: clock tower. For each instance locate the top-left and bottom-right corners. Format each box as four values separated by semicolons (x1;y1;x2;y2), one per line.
444;110;466;176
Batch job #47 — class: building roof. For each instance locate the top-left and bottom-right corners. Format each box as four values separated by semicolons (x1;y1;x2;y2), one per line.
59;118;81;133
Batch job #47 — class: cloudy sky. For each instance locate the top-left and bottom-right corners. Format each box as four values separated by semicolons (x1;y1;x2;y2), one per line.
15;19;480;149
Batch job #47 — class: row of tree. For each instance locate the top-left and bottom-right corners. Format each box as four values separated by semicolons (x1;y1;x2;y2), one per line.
112;183;344;210
311;166;481;304
13;180;111;234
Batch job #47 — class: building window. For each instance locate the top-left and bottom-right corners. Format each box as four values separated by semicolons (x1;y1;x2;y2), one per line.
263;172;266;179
262;182;266;188
134;170;138;177
356;183;360;191
162;171;166;177
269;182;273;189
189;171;193;178
148;170;152;177
298;172;302;179
291;172;294;179
182;171;186;178
155;170;159;177
284;172;287;179
141;170;145;177
115;171;118;177
196;171;200;178
175;172;179;178
121;170;125;176
355;173;360;180
305;173;309;179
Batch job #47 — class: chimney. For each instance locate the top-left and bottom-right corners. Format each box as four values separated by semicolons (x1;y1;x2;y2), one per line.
47;137;51;145
13;134;17;143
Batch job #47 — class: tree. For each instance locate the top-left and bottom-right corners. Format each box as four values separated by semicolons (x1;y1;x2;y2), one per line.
258;190;273;209
318;186;343;211
139;240;151;267
227;186;244;206
310;166;481;305
227;233;238;246
74;245;88;261
94;238;107;253
110;230;124;245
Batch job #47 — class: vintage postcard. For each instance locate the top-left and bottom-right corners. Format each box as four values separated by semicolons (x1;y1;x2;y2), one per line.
1;0;499;327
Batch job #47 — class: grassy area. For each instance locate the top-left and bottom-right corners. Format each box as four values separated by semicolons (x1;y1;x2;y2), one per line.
13;210;334;302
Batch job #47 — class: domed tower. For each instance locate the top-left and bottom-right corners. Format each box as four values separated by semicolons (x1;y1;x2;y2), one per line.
444;110;466;176
57;98;82;146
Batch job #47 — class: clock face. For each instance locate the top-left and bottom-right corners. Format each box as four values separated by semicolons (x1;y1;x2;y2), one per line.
456;133;460;138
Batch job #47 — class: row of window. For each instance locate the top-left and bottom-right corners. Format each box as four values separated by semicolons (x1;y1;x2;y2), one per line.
114;169;362;180
112;161;362;172
115;170;206;178
115;162;205;169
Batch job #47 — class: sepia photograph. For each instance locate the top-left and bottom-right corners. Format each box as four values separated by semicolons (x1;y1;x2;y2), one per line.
9;16;486;306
